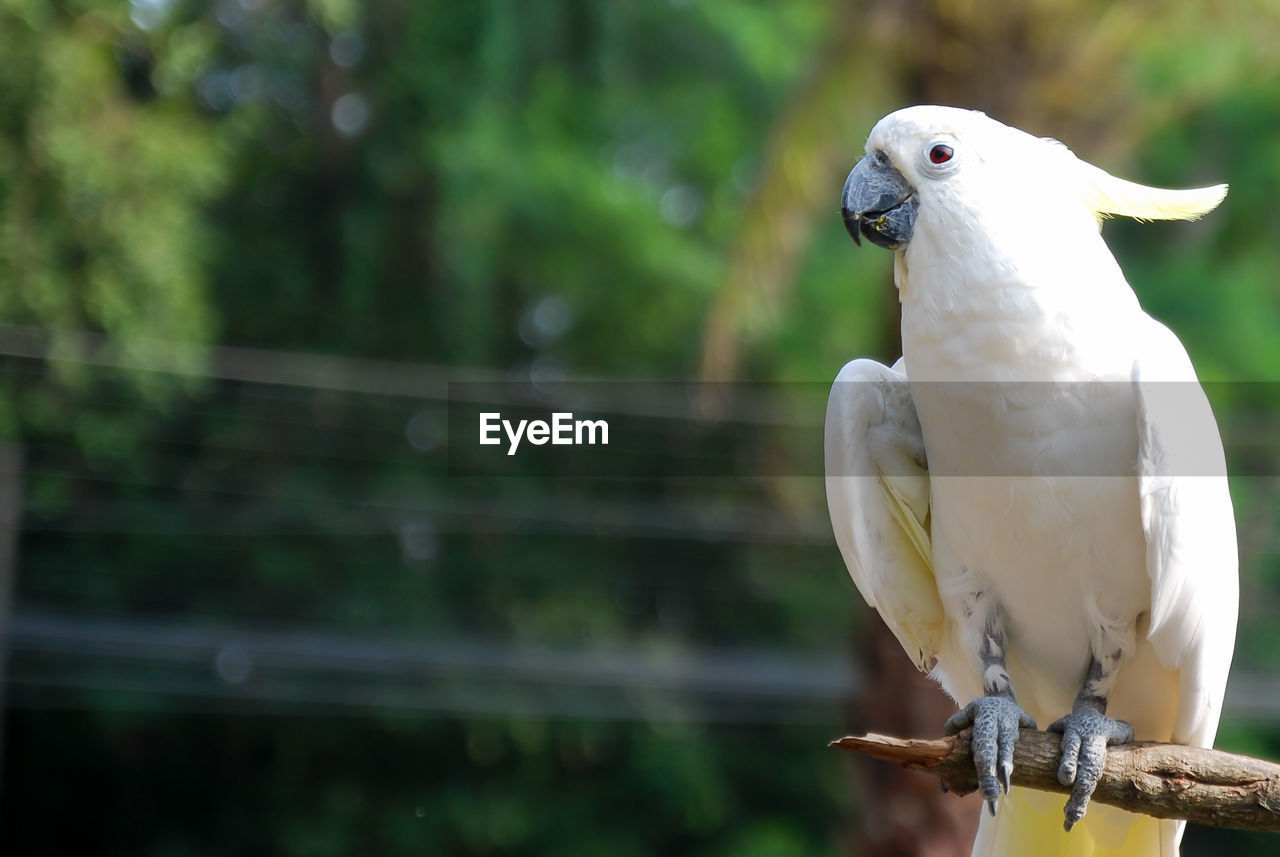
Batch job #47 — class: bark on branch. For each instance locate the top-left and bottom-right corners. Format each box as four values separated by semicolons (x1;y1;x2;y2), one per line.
830;729;1280;832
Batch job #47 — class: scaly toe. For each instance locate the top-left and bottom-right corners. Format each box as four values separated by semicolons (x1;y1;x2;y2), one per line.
1053;709;1133;830
946;694;1034;814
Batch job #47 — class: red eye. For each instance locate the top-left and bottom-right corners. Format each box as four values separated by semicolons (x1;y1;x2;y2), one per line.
929;144;954;165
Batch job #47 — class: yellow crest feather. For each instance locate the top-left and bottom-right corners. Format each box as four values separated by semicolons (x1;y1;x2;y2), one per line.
1079;161;1227;222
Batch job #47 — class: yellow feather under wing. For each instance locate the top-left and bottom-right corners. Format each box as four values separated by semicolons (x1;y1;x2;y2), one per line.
872;472;942;668
880;472;931;568
1078;160;1226;222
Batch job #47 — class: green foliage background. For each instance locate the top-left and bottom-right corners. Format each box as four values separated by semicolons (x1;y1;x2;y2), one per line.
2;1;1280;855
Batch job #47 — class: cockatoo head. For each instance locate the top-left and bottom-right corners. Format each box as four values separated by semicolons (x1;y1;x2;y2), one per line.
841;105;1226;252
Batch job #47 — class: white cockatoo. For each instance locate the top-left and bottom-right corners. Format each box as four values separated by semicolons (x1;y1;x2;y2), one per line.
825;106;1238;857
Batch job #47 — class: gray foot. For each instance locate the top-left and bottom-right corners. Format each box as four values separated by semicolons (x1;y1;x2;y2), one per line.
1047;709;1134;831
944;695;1037;816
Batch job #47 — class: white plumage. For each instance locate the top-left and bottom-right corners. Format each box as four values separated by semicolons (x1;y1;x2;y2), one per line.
826;106;1237;857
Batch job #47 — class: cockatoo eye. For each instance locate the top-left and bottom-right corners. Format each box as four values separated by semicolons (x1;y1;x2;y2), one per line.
929;144;954;165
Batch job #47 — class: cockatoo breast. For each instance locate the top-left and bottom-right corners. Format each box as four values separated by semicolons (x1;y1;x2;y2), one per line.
897;200;1153;718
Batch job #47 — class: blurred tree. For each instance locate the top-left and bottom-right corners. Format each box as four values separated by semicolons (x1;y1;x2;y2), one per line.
0;2;233;393
1;2;858;856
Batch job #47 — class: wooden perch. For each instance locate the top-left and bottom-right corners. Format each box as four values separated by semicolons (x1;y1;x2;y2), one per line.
831;729;1280;832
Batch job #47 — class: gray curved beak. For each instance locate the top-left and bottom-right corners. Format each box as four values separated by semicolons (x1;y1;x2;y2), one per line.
841;154;918;250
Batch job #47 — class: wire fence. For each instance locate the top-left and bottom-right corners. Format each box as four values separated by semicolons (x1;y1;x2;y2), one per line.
4;324;1280;731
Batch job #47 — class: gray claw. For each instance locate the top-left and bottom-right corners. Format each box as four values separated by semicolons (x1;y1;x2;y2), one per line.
1050;709;1134;830
945;694;1036;814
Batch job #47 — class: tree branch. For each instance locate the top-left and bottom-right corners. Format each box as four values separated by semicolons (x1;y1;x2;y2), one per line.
830;729;1280;832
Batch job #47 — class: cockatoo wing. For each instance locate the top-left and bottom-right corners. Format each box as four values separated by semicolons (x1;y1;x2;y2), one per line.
1134;319;1239;748
824;358;943;671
